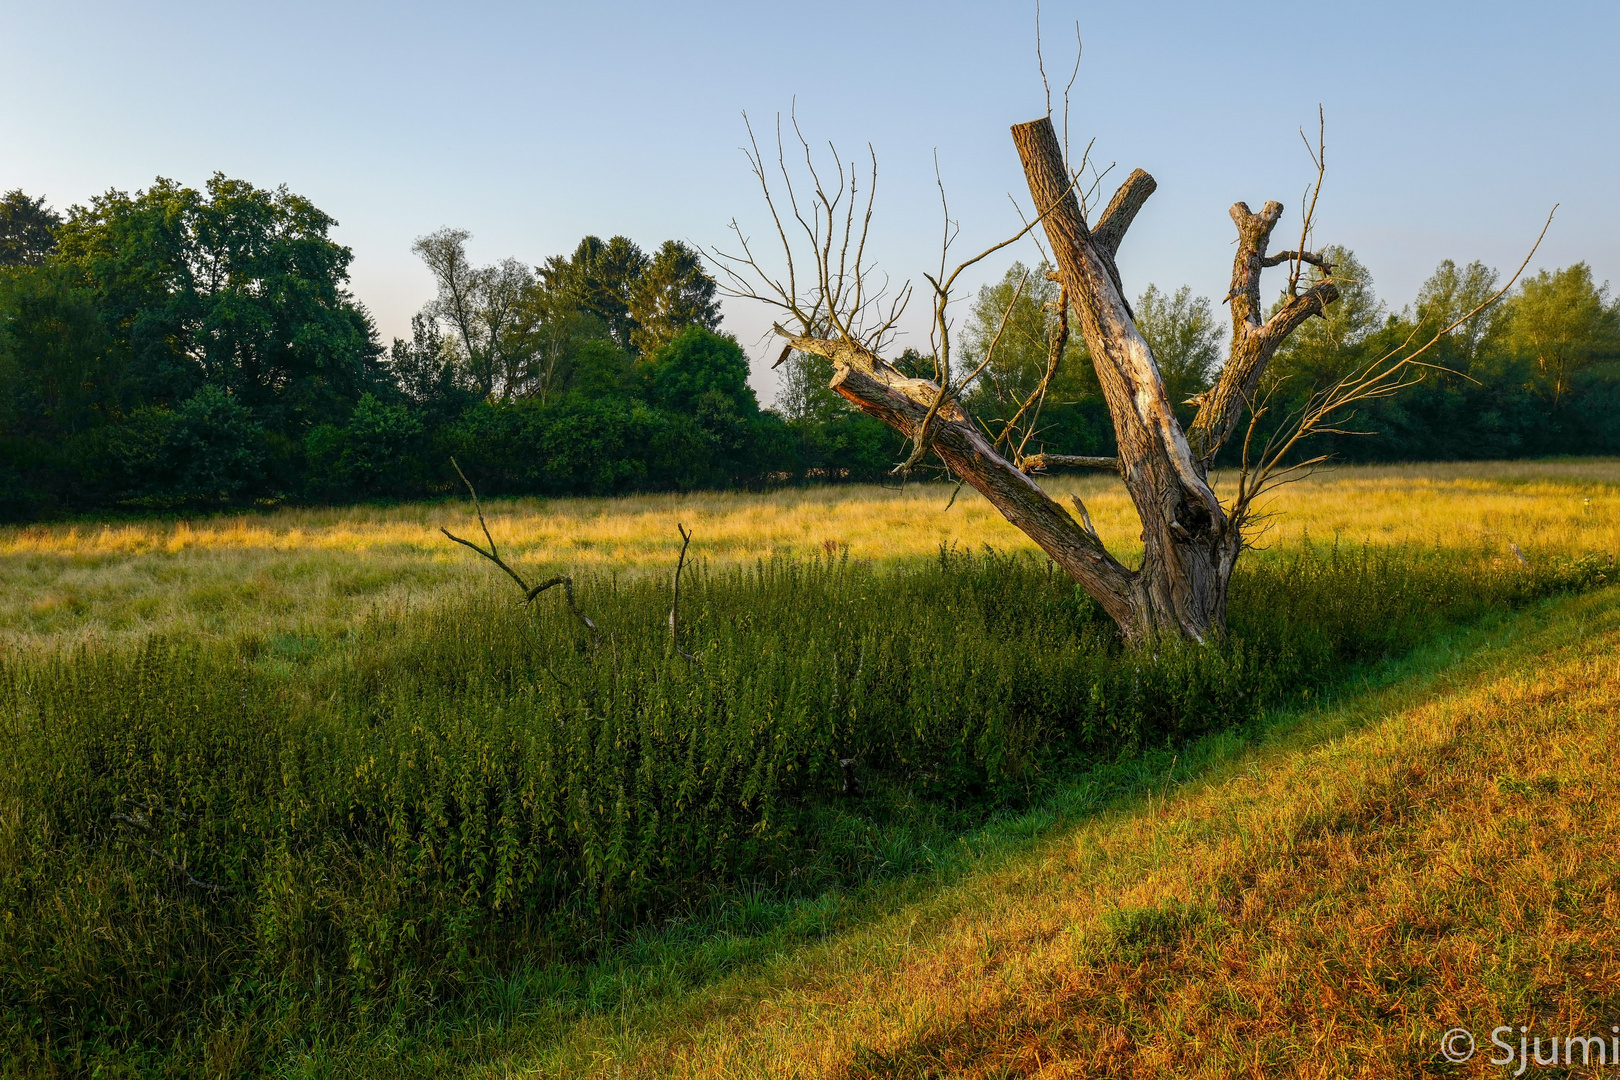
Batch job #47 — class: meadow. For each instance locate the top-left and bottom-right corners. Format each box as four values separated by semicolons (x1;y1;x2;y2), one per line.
4;459;1617;654
1;460;1616;1077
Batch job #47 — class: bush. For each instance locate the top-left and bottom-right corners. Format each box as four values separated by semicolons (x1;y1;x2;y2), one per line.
97;385;268;508
304;394;427;500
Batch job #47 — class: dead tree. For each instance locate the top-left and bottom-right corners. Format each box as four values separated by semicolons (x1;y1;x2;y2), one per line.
717;109;1550;645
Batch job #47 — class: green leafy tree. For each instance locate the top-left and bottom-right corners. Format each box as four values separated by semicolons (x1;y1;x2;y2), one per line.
0;263;121;513
644;325;755;414
386;311;457;406
501;287;618;402
0;264;118;442
53;174;383;430
567;337;635;400
778;348;842;426
1501;263;1618;408
0;190;61;267
1267;246;1385;387
628;240;721;356
958;261;1108;458
539;235;649;353
643;326;764;475
412;228;536;400
1411;259;1504;368
304;393;426;499
1135;284;1222;408
102;385;268;507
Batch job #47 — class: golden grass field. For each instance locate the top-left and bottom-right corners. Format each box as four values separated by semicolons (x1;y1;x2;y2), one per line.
3;459;1617;655
492;577;1620;1079
4;460;1618;1077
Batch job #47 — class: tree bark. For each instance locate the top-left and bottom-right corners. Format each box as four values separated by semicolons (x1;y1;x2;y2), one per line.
1011;117;1237;642
791;333;1143;631
1187;204;1339;460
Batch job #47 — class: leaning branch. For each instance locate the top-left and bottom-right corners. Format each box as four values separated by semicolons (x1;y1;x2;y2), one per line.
441;457;600;642
1019;453;1121;473
792;332;1139;628
668;523;696;662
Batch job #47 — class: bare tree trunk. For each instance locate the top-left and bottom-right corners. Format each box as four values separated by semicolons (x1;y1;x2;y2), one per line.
1009;118;1237;642
721;105;1533;646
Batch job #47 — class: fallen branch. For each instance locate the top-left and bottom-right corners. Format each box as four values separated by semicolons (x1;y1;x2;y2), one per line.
112;800;228;895
441;457;600;644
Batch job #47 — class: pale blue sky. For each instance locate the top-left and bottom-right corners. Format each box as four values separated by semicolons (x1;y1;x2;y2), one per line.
4;1;1614;402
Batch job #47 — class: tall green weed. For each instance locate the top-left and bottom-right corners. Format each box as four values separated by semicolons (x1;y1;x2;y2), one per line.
0;542;1606;1069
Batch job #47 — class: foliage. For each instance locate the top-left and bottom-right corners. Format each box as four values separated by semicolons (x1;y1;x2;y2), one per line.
51;174;385;429
958;261;1113;459
0;190;60;267
412;228;536;400
85;385;270;508
628;240;722;357
1134;283;1222;410
0;540;1605;1071
304;393;427;500
1502;262;1618;409
3;170;1617;520
1232;250;1620;465
1266;245;1386;387
539;235;651;354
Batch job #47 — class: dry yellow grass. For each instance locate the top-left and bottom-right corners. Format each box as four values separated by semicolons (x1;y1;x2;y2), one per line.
3;459;1616;655
508;585;1620;1079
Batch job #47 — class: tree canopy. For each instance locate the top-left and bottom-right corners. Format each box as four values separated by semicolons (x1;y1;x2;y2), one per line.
0;169;1615;521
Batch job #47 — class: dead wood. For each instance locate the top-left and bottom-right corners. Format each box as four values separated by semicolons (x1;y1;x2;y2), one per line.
669;523;697;662
721;87;1546;645
441;457;600;643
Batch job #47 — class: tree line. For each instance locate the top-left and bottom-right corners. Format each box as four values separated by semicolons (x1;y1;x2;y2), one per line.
1;178;1614;520
944;248;1619;466
0;178;902;519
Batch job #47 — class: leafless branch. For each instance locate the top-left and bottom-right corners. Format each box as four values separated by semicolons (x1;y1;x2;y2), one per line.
1287;107;1327;298
709;111;910;356
668;523;697;662
1231;204;1556;519
1063;23;1082;166
1020;454;1120;473
441;457;600;643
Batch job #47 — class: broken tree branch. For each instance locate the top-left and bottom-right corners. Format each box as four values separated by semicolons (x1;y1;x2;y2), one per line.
1019;454;1121;473
442;457;600;643
668;523;696;662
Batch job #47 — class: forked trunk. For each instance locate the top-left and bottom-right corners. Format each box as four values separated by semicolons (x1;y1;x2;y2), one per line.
776;115;1337;646
1009;117;1234;643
